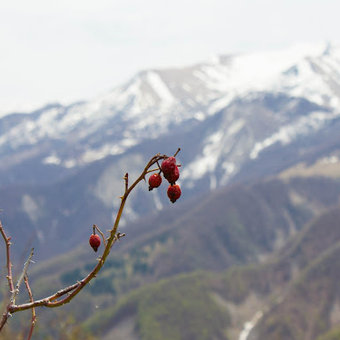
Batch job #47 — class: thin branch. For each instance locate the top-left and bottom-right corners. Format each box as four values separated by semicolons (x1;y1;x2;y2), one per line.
115;232;126;241
24;275;36;340
145;167;160;174
107;232;126;252
93;225;107;247
124;173;129;194
11;248;34;304
173;147;181;157
0;310;10;332
49;282;80;302
0;220;14;332
111;233;126;249
0;221;14;293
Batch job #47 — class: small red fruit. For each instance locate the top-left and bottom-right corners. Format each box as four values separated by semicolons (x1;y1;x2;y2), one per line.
148;173;162;191
164;165;180;184
167;184;181;203
89;234;101;252
161;157;177;176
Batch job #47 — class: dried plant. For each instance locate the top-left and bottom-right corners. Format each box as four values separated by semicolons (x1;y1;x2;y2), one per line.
0;149;181;339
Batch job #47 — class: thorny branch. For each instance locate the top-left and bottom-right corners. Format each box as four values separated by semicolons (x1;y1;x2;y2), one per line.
0;149;180;334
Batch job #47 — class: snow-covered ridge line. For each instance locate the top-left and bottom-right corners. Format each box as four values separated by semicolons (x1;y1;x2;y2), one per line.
1;42;340;173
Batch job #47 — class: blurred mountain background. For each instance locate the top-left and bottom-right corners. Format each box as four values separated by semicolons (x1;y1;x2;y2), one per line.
1;43;340;339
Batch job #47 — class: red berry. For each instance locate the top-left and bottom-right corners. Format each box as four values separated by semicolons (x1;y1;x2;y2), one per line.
167;184;181;203
161;157;177;176
164;165;180;184
148;173;162;191
89;234;101;252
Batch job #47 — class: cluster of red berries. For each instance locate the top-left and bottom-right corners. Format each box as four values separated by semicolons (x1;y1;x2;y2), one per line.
89;156;182;252
148;156;181;203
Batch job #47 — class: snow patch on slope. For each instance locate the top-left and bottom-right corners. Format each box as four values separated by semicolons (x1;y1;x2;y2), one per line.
147;72;175;105
81;138;138;163
250;110;340;159
182;130;228;187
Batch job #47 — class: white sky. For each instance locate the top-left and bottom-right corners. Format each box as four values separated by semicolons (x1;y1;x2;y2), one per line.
1;0;340;116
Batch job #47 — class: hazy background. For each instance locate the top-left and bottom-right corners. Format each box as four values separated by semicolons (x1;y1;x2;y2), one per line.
1;0;340;116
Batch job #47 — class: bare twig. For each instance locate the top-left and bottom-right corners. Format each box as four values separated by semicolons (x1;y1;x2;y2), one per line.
0;220;14;331
173;147;181;157
115;232;126;240
12;248;34;304
24;275;36;340
93;225;107;247
0;221;14;293
145;167;160;174
124;173;129;194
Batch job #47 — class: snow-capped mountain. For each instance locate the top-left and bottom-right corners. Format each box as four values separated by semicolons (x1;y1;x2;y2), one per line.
2;42;340;173
2;42;340;259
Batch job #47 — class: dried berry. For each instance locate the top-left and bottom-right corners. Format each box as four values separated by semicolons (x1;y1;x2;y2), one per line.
89;234;101;252
161;157;177;176
148;173;162;190
167;184;181;203
164;165;180;184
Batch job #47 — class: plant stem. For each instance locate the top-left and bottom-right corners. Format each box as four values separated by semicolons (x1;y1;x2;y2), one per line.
7;152;170;313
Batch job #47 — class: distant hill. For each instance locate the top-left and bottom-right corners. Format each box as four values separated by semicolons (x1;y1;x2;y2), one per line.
2;175;340;339
81;187;340;340
251;206;340;340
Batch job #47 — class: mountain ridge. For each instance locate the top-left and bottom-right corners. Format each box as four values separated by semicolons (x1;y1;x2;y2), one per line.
1;42;340;171
1;42;340;268
2;42;340;262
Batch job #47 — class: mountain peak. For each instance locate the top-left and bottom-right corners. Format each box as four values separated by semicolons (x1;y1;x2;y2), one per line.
1;42;340;182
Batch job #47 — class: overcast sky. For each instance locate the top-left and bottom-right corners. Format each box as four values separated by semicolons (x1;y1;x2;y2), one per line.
0;0;339;116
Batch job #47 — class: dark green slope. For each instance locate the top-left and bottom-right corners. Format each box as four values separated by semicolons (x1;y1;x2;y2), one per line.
84;272;231;340
83;264;284;340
